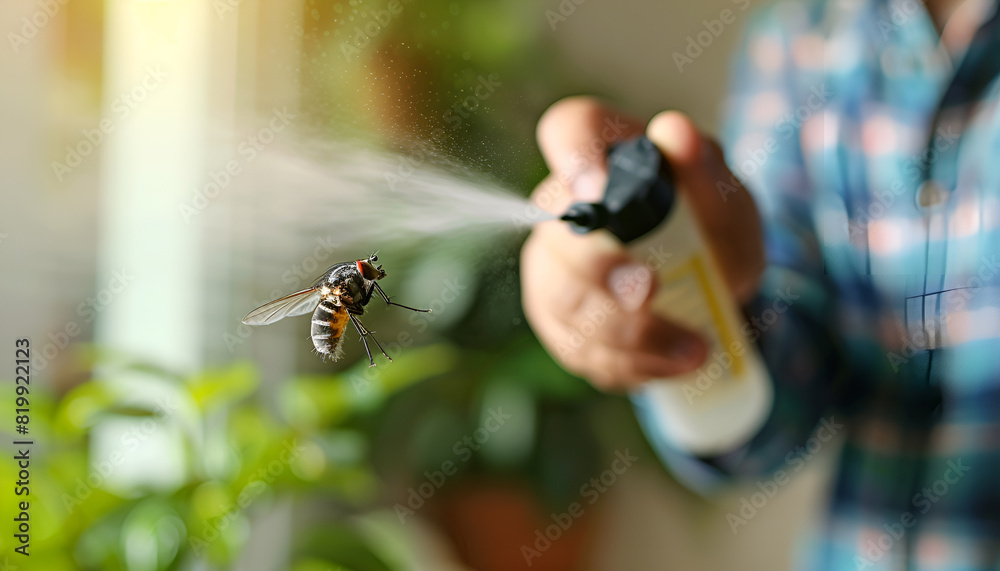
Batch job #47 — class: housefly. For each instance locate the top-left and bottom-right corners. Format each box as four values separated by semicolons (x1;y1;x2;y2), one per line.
242;254;429;366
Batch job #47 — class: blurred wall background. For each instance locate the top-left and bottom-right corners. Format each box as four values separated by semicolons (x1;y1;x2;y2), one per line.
0;0;837;569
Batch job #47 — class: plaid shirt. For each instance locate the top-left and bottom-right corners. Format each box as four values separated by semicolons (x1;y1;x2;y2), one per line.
634;0;1000;569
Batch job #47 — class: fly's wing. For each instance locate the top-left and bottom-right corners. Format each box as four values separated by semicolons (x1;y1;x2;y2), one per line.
242;288;321;325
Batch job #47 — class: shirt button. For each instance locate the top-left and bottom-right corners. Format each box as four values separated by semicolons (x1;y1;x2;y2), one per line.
916;180;950;211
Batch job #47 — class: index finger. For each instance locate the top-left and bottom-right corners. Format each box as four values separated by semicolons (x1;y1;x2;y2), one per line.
535;96;644;202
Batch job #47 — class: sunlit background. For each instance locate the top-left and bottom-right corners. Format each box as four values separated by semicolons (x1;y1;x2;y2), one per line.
0;0;835;569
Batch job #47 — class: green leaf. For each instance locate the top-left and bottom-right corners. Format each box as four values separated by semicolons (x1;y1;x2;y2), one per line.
344;343;459;411
292;558;359;571
296;523;393;571
279;376;352;430
487;337;595;400
186;362;258;412
280;344;459;429
52;381;117;436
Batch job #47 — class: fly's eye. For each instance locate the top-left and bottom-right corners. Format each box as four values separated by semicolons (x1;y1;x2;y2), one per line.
358;261;381;280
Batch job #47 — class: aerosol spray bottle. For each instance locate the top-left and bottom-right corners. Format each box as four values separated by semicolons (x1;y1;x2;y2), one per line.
560;136;772;455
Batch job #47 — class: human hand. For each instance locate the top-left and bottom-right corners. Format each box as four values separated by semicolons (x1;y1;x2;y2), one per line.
521;96;764;391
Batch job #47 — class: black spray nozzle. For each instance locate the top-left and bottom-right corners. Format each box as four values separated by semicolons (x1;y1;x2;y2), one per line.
559;136;676;243
560;203;609;230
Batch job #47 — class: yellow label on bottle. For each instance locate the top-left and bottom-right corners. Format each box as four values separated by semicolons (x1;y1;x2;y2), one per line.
656;254;745;378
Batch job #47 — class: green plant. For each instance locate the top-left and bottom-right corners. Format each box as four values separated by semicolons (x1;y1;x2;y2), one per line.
1;344;458;570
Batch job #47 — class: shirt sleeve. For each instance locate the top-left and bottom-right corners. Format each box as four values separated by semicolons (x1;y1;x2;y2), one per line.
633;2;854;493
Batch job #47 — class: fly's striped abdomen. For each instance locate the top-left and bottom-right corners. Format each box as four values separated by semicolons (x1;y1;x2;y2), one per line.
311;296;350;360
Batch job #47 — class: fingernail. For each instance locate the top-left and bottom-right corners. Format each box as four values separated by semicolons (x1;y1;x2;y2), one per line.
608;263;652;312
569;166;607;202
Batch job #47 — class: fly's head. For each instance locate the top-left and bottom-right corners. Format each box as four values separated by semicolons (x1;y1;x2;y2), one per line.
356;253;386;281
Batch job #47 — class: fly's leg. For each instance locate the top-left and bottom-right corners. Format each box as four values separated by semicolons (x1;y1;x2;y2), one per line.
360;281;375;306
373;282;431;313
349;313;392;366
348;315;375;366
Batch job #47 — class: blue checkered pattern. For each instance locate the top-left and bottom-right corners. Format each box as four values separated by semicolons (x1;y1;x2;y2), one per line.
635;0;1000;568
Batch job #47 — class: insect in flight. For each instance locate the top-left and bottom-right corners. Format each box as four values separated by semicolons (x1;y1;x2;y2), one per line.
242;253;430;366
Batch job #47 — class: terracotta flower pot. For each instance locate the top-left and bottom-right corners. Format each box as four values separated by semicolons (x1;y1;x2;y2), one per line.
430;479;596;571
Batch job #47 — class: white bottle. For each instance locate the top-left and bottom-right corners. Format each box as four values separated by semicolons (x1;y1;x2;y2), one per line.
560;137;772;456
629;195;772;455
